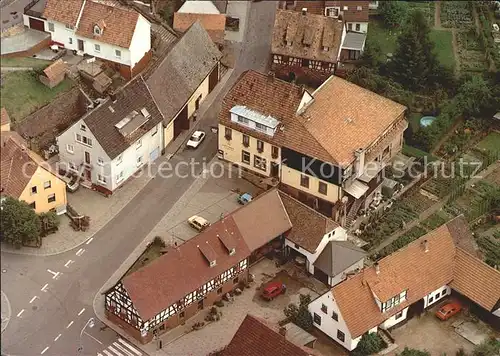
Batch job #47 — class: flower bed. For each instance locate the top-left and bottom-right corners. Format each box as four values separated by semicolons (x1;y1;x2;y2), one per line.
441;1;474;28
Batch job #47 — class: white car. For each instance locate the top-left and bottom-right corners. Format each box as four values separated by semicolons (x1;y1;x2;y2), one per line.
187;215;210;232
186;130;206;149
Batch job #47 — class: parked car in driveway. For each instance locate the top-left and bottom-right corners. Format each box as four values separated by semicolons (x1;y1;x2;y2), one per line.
188;215;210;232
186;130;206;149
261;281;286;301
435;301;462;321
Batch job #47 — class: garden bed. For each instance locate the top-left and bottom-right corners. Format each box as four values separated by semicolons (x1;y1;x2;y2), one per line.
476;132;500;153
440;1;474;29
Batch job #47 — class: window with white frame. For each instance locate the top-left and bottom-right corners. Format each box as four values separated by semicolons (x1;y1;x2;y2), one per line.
69;162;77;171
136;139;142;149
253;155;267;171
343;5;348;10
94;44;100;52
69;37;73;45
97;174;107;184
325;7;340;17
115;49;121;58
75;134;92;147
80;124;86;131
137;156;143;167
65;24;74;30
48;23;55;32
93;25;101;35
66;144;74;153
381;290;408;312
151;125;158;136
357;5;362;10
97;157;104;166
116;171;124;183
116;155;123;165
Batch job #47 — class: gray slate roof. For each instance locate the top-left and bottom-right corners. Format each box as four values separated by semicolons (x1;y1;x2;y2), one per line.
146;21;222;124
314;241;366;277
83;76;164;159
342;31;367;50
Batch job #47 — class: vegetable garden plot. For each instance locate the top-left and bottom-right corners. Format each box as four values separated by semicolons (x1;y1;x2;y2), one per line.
441;1;474;28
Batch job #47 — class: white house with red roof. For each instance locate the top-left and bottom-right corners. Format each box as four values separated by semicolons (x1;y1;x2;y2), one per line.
308;216;500;351
23;0;151;79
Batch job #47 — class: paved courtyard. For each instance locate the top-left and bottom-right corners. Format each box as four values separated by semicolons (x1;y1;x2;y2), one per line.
389;307;483;355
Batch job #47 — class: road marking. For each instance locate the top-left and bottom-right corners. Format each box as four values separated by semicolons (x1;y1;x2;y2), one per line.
76;248;85;256
29;296;38;304
108;345;125;356
78;308;85;316
113;342;134;356
41;284;49;292
119;338;142;355
40;346;49;354
16;309;24;317
47;269;60;279
54;334;61;342
103;351;114;356
66;320;74;329
64;260;74;268
86;237;93;244
98;354;104;356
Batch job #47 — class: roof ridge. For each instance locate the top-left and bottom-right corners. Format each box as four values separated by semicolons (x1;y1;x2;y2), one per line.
331;240;366;253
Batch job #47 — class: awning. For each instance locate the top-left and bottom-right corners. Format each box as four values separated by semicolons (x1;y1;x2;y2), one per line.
344;179;369;199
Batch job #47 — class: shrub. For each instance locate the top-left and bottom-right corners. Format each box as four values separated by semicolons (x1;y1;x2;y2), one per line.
473;337;500;356
283;294;313;331
397;347;431;356
39;211;60;236
352;332;387;355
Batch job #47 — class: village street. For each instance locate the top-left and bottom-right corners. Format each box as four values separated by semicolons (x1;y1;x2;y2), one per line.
0;1;278;355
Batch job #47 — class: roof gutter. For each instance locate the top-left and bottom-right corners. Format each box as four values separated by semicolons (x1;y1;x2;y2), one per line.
75;0;86;30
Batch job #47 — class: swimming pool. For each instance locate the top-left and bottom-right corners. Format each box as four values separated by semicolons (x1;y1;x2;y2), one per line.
420;116;436;127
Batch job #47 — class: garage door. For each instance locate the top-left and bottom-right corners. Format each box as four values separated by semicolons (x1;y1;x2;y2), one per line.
29;17;45;32
150;147;159;161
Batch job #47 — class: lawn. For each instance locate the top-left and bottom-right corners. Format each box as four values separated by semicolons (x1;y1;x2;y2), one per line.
0;70;73;123
125;237;166;276
408;112;422;132
429;29;455;70
402;144;438;161
368;18;456;69
476;132;500;153
0;57;52;70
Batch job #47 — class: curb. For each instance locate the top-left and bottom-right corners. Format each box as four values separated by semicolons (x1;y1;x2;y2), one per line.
1;290;11;334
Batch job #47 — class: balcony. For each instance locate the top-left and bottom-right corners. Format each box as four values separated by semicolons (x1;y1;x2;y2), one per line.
24;0;46;19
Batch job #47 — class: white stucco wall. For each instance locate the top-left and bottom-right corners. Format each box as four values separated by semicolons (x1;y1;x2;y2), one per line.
309;292;367;351
57;118;112;185
128;15;151;67
46;20;133;65
109;122;163;191
328;258;365;287
285;227;347;274
346;22;368;33
380;306;409;330
423;285;451;309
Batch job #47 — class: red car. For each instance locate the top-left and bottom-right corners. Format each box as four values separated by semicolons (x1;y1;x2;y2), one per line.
261;281;286;301
435;302;462;321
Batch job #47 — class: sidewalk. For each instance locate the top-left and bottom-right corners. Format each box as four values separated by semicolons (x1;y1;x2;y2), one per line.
0;68;235;257
371;161;500;253
93;162;258;352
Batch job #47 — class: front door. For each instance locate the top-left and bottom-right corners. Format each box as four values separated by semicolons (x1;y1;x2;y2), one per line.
77;39;84;51
270;162;279;178
85;169;91;180
84;151;90;164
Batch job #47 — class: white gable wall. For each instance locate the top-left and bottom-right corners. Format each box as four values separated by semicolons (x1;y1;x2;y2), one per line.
329;258;364;287
424;285;451;309
379;306;408;330
285;226;347;274
129;15;151;67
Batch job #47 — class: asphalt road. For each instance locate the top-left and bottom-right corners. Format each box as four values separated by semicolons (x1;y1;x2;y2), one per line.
0;1;278;355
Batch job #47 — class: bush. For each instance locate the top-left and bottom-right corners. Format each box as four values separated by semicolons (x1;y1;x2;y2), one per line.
352;332;387;356
397;347;431;356
1;197;42;248
39;211;60;236
379;1;409;28
283;294;313;331
473;338;500;356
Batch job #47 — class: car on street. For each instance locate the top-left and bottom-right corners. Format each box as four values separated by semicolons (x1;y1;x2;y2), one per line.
188;215;210;232
261;281;286;301
237;193;252;205
186;130;206;149
435;301;462;321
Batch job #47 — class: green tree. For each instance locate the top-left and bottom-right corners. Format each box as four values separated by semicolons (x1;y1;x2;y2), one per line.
389;10;438;91
283;294;313;331
352;332;387;356
455;76;494;118
473;338;500;356
39;211;60;236
1;197;41;248
362;40;383;68
397;347;431;356
379;1;409;28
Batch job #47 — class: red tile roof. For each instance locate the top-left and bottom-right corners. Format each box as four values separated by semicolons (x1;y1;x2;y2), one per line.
0;137;38;198
43;0;84;27
43;59;67;81
325;1;369;22
122;216;250;321
220;314;322;356
173;13;226;44
331;216;500;338
75;0;140;48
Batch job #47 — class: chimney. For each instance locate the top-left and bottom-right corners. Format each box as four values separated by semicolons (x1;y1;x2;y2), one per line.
374;262;380;275
279;326;287;336
423;239;429;253
301;7;307;15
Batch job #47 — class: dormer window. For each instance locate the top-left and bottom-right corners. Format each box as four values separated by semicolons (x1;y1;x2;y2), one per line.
210;260;217;267
229;248;235;256
381;290;408;312
93;25;101;35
